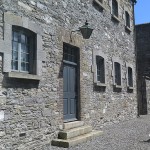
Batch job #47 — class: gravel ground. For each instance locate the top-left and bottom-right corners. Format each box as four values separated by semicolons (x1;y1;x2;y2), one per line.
48;115;150;150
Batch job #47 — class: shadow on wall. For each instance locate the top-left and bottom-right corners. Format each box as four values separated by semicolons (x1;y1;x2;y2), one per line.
2;77;39;89
93;85;106;92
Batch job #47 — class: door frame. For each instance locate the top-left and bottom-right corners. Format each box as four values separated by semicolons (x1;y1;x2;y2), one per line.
63;43;81;122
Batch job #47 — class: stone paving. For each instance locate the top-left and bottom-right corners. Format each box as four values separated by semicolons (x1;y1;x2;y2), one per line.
48;115;150;150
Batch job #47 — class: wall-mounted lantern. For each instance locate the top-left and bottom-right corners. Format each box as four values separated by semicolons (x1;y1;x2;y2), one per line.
79;20;94;39
70;20;94;41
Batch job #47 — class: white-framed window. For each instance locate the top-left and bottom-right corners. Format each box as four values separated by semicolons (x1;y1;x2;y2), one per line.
92;50;106;86
0;12;46;80
12;26;36;73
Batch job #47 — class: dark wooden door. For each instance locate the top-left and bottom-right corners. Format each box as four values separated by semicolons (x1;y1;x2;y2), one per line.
63;43;78;122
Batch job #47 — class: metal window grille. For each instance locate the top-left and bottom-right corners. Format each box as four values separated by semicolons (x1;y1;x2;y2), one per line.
63;44;78;63
112;0;118;17
114;62;121;85
96;56;105;83
125;11;130;28
128;67;133;87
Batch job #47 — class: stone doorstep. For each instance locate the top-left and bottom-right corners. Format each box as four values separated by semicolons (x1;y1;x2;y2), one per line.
51;130;103;148
63;121;84;130
58;125;92;139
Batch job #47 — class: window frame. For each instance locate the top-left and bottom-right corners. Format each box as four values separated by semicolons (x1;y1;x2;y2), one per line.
92;50;107;87
96;55;105;84
125;11;130;28
110;0;120;22
112;0;118;17
0;12;46;80
112;57;123;88
12;26;36;73
126;63;134;89
124;8;132;32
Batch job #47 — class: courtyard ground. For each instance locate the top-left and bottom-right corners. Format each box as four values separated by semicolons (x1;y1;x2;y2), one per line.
45;115;150;150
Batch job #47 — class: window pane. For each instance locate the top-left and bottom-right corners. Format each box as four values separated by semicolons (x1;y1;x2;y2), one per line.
12;27;34;73
115;62;121;85
12;61;18;70
21;34;26;43
63;44;77;63
26;63;29;71
26;45;29;53
12;51;18;60
96;56;105;83
21;62;29;71
12;42;18;51
21;44;27;52
126;11;130;28
26;36;29;44
21;53;29;62
21;62;26;71
128;67;133;87
13;32;19;42
112;0;118;17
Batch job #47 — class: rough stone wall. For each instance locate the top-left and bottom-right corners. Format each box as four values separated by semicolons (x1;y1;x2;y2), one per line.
136;24;150;115
0;0;137;149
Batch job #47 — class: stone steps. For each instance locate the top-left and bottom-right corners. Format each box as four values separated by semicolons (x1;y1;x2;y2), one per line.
63;121;84;130
52;130;103;148
51;121;103;148
58;125;92;139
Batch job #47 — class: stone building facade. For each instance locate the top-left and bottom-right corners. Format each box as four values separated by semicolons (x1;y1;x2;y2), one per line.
0;0;137;149
136;23;150;115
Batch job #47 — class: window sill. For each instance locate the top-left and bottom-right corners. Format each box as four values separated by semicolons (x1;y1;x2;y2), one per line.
94;0;106;10
6;72;41;80
96;82;106;87
111;15;120;22
125;26;132;32
114;84;122;89
127;86;134;90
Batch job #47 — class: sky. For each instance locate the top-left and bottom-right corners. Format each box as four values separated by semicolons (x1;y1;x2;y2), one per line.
135;0;150;25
